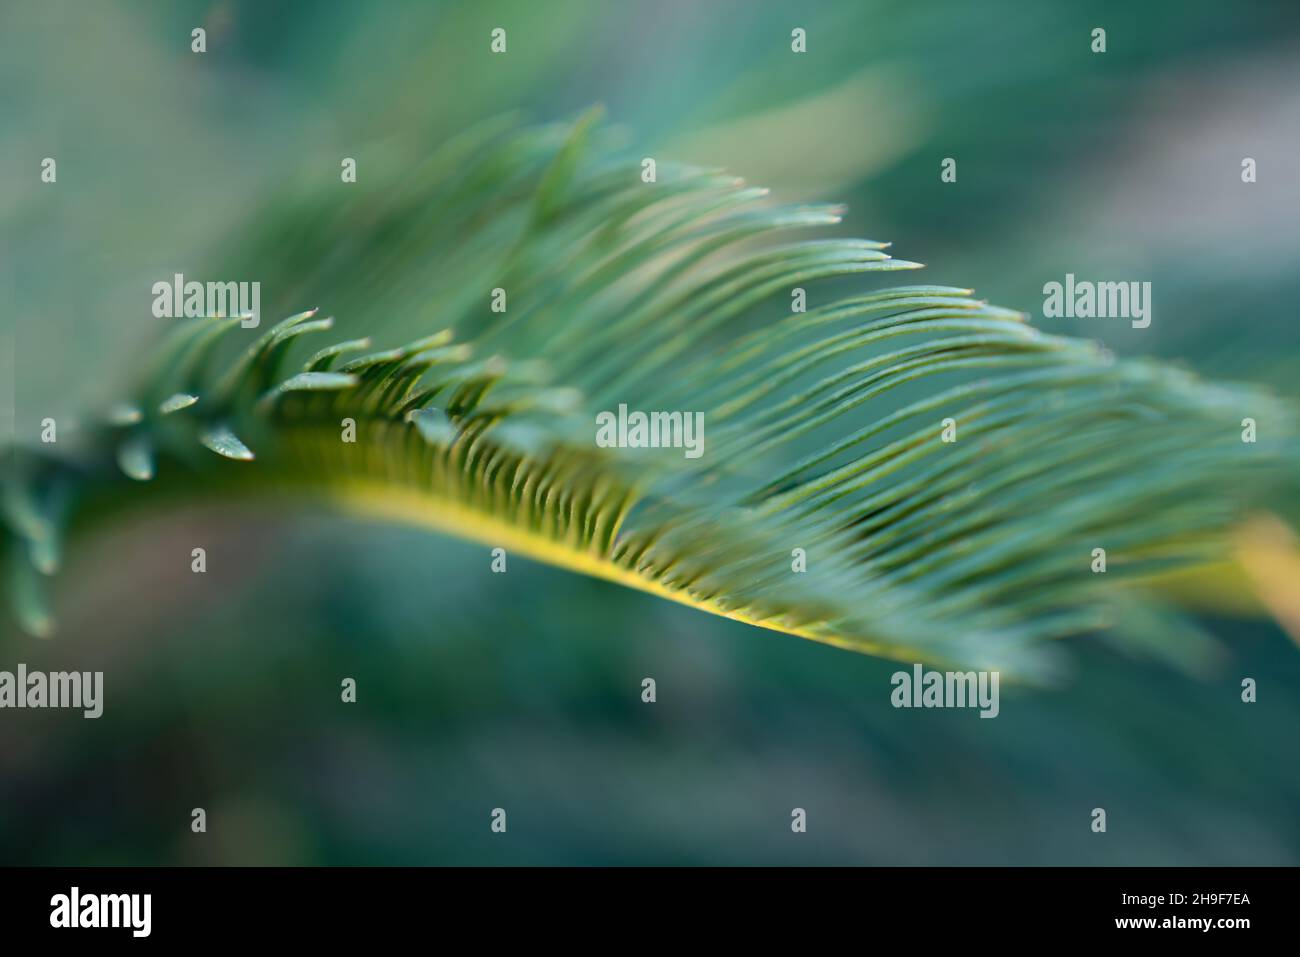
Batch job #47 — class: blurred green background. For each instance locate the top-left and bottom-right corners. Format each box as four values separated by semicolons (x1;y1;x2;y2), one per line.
2;0;1298;864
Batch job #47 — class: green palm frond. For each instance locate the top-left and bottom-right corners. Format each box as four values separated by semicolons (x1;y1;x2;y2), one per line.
4;114;1296;676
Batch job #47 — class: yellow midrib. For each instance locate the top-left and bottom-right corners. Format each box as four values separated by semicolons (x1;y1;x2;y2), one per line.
327;477;902;658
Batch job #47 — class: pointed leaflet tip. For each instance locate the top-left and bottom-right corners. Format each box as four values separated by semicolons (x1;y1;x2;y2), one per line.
281;308;320;326
116;434;156;481
199;424;255;461
9;542;53;637
159;393;200;415
106;403;144;426
2;480;54;542
28;534;61;575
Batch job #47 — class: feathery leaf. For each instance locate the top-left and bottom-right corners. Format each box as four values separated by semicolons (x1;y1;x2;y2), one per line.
3;115;1296;678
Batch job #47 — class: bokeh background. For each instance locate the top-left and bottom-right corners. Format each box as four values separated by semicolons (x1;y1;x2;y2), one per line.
2;0;1298;864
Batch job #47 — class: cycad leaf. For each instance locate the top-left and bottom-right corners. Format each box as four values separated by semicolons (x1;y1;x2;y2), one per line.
2;116;1296;678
